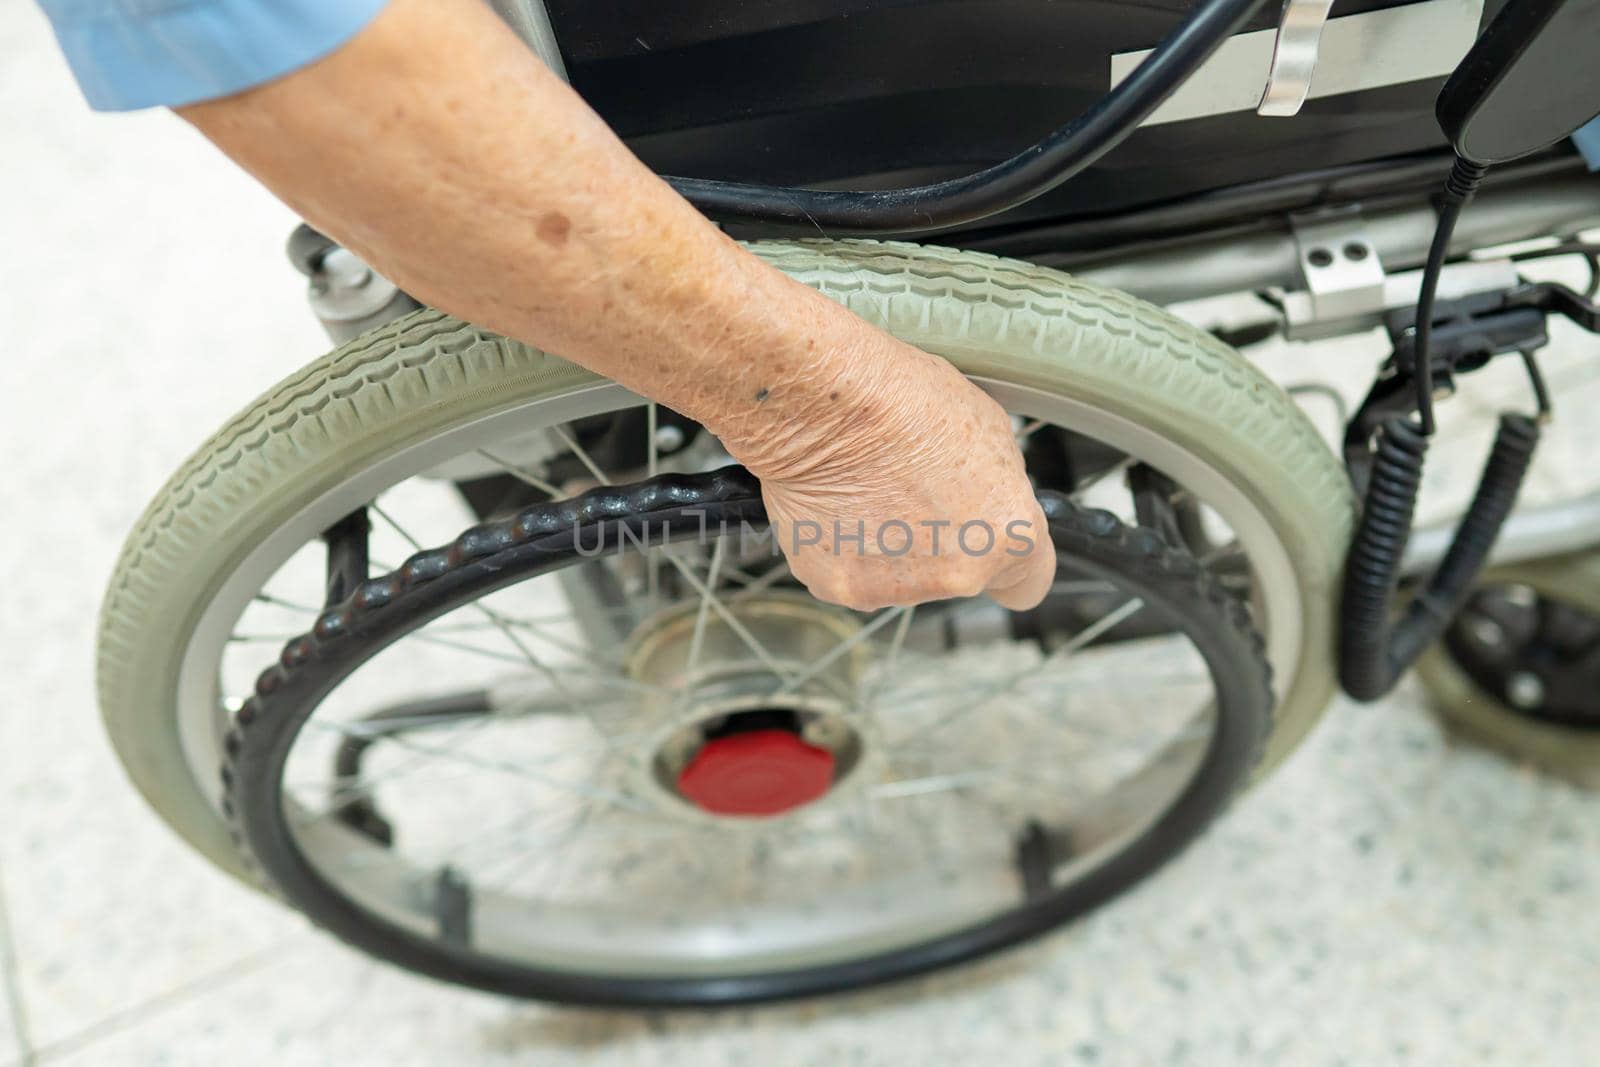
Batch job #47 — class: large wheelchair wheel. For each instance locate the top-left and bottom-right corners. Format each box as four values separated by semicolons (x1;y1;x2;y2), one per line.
98;241;1352;1002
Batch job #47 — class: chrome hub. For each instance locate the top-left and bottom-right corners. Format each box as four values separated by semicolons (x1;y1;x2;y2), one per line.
623;592;872;818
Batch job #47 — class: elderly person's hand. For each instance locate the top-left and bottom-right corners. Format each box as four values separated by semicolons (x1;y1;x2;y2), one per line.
718;324;1053;612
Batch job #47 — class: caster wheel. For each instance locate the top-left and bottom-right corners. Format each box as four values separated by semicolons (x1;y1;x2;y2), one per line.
1416;551;1600;787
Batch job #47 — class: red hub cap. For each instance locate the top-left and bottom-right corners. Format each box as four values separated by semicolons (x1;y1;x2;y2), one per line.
676;729;836;816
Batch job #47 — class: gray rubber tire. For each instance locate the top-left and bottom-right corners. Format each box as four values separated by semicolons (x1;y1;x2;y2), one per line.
97;239;1355;883
1414;550;1600;788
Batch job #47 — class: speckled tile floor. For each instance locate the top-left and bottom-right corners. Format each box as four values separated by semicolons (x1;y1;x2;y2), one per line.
5;6;1600;1066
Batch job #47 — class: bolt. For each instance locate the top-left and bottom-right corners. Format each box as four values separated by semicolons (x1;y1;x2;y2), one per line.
1503;584;1539;610
319;247;373;291
1506;671;1545;709
800;718;846;750
653;424;686;452
1469;617;1505;646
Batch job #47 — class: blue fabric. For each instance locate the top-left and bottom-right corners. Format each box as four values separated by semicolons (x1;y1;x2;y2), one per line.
1574;117;1600;172
37;0;389;111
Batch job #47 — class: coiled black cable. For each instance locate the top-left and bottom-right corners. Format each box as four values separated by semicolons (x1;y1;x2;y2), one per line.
1338;156;1542;701
1339;413;1540;701
668;0;1271;234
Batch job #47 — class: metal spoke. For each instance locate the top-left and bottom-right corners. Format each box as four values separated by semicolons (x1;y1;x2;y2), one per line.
550;424;610;485
667;560;802;685
369;625;661;698
866;605;916;708
289;693;637;813
254;588;640;632
290;715;501;821
476;448;561;497
436;606;640;628
483;804;602;897
428;617;625;668
333;791;590;874
868;763;1042;801
682;537;724;688
370;502;635;753
552;421;798;683
885;663;1205;711
729;559;792;600
352;552;630;674
302;718;649;812
1014;417;1048;444
252;591;321;615
776;605;909;698
295;720;620;821
357;581;630;670
229;632;317;644
421;797;594;878
896;597;1146;743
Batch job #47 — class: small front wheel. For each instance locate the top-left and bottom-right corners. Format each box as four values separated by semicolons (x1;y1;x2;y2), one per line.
1416;551;1600;787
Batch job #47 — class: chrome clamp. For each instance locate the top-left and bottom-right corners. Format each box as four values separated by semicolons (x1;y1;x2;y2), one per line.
1258;0;1336;116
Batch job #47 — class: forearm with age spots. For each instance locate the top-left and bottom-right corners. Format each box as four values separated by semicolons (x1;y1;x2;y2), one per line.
176;0;887;459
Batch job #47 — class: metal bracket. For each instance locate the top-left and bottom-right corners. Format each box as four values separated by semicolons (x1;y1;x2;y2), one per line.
304;248;419;345
1287;212;1387;324
1258;0;1335;116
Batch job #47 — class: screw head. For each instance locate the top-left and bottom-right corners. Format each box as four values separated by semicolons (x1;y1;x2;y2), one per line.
653;424;686;452
1503;584;1538;610
1507;671;1545;710
1469;617;1505;647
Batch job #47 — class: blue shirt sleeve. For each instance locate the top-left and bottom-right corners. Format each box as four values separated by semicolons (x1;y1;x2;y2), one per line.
37;0;390;112
1573;117;1600;172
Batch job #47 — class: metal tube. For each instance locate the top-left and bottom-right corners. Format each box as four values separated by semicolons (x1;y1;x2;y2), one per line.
1073;173;1600;305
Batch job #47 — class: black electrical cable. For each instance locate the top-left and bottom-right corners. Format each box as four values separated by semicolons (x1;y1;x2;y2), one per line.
1411;158;1489;433
667;0;1271;235
1338;156;1543;702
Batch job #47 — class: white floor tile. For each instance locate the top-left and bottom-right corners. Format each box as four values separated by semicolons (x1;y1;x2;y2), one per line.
0;883;26;1067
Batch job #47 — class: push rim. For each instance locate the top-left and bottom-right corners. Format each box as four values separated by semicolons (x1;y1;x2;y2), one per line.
223;471;1272;1003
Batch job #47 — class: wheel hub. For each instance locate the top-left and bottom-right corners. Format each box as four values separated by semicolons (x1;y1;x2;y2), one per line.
675;724;836;816
624;592;871;817
1447;583;1600;727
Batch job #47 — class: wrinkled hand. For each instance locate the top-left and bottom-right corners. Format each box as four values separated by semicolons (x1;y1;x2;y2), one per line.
721;331;1056;613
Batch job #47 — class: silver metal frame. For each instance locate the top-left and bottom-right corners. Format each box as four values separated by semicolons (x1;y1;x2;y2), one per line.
1073;170;1600;305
